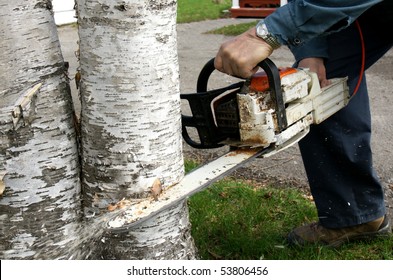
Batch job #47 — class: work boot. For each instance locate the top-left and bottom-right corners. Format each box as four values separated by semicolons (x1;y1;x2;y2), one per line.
287;216;391;248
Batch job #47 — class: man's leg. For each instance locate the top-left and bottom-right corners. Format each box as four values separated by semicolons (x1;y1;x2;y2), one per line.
289;12;392;246
299;75;385;228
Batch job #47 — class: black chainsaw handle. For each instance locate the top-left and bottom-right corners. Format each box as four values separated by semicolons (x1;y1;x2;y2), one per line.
181;82;242;149
197;58;287;131
196;58;216;92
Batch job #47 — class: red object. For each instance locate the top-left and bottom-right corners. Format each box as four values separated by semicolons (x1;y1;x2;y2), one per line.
352;20;365;97
231;0;280;18
250;67;297;92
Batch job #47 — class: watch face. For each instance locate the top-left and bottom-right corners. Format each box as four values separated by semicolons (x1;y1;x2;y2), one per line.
256;21;281;49
257;23;268;37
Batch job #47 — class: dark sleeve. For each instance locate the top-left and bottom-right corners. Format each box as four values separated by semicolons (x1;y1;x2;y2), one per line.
264;0;382;47
289;37;328;66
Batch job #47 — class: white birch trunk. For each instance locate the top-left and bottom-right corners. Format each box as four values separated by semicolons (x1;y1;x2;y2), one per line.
0;0;82;259
77;0;197;259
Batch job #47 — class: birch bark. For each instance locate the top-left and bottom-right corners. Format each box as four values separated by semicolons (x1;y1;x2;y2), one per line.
77;0;197;259
0;0;82;259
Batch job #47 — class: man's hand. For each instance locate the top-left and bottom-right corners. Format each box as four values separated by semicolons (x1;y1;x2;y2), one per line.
298;57;330;88
214;27;274;78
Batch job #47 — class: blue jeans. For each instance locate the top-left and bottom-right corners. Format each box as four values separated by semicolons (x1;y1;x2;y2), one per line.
298;5;393;228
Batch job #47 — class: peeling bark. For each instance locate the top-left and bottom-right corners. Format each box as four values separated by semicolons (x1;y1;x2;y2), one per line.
0;0;82;259
77;0;197;259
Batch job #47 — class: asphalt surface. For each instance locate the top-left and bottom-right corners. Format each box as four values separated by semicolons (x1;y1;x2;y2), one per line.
58;19;393;220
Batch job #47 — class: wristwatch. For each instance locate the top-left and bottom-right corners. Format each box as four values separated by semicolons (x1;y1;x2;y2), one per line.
256;20;281;50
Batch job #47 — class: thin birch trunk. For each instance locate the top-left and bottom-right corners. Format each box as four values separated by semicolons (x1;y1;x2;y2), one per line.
0;0;82;259
77;0;197;259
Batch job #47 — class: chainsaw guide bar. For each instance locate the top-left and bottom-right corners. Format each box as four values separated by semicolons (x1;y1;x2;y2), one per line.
106;147;266;233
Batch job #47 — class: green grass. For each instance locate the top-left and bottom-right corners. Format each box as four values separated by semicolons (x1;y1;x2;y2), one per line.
185;160;393;260
177;1;257;36
206;20;259;35
177;0;232;23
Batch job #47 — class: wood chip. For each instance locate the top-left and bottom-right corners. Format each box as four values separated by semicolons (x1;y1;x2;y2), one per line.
0;172;6;196
150;178;162;201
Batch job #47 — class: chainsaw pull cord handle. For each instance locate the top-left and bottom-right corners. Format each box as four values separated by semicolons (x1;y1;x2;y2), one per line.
197;57;287;132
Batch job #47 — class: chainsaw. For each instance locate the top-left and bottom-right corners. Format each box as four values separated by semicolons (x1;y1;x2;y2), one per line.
106;58;349;232
181;57;349;152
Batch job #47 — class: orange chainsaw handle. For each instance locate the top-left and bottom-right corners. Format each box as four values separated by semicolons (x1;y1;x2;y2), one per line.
250;67;297;92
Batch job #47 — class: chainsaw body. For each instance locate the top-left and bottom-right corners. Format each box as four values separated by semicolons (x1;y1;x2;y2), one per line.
181;58;349;155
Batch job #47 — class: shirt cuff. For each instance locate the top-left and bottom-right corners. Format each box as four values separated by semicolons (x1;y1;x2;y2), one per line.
289;37;329;66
